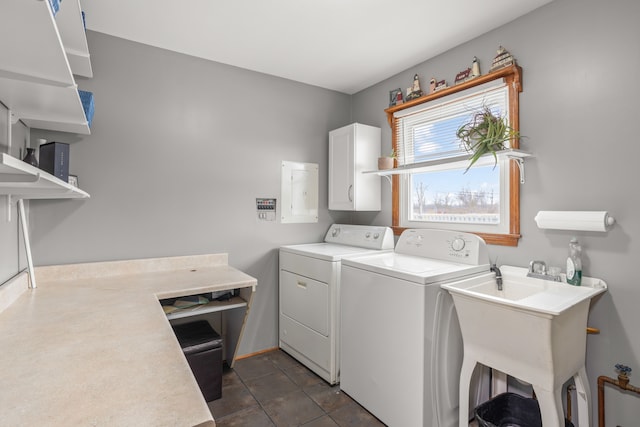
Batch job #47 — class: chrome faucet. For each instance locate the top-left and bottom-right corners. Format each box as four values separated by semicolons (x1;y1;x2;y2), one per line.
527;260;562;282
490;264;503;290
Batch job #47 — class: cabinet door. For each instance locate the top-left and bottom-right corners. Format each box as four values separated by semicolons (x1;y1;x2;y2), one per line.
328;125;354;210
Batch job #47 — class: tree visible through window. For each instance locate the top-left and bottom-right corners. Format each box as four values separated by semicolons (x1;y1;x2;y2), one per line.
410;166;500;225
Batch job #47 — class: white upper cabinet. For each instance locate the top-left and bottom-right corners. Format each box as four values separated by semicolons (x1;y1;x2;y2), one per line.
0;0;91;134
328;123;381;211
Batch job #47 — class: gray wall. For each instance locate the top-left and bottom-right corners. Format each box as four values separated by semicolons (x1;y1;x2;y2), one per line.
11;0;639;423
352;0;640;423
29;31;352;354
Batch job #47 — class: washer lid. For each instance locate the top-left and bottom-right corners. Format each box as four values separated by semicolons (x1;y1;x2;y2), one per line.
342;252;490;284
280;243;391;262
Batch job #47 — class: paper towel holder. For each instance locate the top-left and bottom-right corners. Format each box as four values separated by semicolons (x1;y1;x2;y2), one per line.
534;210;616;232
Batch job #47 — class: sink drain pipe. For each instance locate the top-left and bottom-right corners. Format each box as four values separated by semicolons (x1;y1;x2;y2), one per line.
566;384;575;423
598;364;640;427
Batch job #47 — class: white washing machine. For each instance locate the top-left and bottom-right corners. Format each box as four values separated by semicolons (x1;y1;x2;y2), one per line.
340;229;490;427
279;224;394;384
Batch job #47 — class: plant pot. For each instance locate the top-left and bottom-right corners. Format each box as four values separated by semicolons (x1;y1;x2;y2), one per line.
378;157;394;170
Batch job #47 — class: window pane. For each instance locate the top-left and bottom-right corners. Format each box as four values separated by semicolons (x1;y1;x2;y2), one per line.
410;114;469;163
409;165;500;224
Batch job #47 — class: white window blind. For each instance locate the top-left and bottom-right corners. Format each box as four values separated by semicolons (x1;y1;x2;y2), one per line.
394;80;509;167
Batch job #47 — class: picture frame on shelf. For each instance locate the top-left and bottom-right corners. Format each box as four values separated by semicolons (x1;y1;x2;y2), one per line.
389;88;403;107
68;175;78;187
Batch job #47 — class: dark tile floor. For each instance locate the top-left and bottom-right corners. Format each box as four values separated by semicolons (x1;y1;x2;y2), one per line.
207;349;386;427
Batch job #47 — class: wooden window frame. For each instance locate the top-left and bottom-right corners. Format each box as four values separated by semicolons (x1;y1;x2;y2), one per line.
384;65;523;246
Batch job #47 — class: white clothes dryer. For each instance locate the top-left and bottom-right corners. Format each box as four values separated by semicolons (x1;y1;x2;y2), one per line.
279;224;394;384
340;229;490;427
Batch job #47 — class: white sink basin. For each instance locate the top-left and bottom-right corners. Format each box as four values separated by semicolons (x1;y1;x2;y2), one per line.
467;279;542;301
442;265;607;315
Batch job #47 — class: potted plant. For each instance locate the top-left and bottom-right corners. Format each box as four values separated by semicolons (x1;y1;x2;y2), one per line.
456;106;519;173
378;149;396;170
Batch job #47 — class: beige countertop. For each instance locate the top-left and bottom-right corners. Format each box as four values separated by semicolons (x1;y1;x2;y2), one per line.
0;254;257;427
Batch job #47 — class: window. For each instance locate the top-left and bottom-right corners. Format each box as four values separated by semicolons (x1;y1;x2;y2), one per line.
385;66;522;246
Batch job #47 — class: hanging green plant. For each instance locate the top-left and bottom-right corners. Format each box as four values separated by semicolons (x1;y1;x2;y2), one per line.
456;106;519;173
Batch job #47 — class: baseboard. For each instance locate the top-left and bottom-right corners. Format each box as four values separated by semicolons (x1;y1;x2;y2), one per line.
234;346;279;360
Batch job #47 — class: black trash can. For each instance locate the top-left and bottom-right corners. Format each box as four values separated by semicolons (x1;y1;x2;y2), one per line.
172;320;223;402
474;392;574;427
475;393;541;427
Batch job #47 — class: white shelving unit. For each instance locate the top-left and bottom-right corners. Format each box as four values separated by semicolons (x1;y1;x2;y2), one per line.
0;153;89;200
0;153;89;288
0;0;91;134
0;152;90;290
365;149;533;184
57;0;93;78
1;0;92;290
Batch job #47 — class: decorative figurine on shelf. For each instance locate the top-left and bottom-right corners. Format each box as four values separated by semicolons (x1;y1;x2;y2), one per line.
455;57;482;85
405;74;424;101
454;68;472;85
429;78;436;94
434;79;448;92
489;46;515;72
389;88;404;107
471;56;481;78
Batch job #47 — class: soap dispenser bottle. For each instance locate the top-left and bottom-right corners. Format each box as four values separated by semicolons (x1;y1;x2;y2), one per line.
566;237;582;286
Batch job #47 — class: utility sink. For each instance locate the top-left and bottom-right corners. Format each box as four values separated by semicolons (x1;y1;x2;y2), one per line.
442;265;607;316
442;265;608;427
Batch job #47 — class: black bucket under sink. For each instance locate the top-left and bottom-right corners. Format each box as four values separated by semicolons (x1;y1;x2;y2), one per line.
474;392;574;427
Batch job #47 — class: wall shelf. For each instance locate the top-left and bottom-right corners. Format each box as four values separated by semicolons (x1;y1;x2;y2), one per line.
0;153;89;200
364;149;532;184
57;0;93;78
0;0;91;134
163;296;248;321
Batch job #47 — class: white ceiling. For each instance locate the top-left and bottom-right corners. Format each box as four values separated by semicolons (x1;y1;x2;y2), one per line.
82;0;553;94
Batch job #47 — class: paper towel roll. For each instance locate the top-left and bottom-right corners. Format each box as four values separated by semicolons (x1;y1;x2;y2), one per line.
534;211;615;232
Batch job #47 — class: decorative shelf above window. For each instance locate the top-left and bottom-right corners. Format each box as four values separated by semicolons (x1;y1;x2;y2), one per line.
365;149;533;184
0;153;89;200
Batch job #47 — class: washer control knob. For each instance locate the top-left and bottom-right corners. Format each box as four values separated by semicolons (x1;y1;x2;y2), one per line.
373;233;380;239
366;232;371;238
451;237;466;251
332;227;340;237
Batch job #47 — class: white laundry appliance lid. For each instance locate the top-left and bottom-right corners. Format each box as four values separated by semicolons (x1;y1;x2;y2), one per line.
341;252;489;284
341;229;490;284
280;242;391;262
